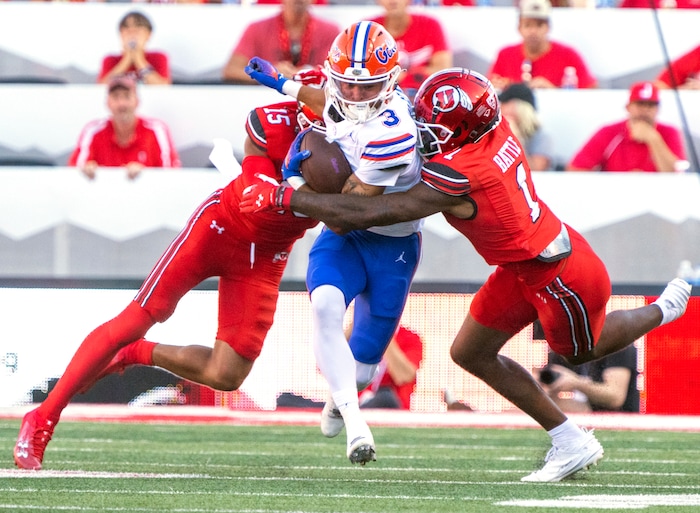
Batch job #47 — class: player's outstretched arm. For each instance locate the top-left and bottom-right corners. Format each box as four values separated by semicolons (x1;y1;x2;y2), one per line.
297;87;326;120
246;57;326;115
289;182;451;231
239;179;471;231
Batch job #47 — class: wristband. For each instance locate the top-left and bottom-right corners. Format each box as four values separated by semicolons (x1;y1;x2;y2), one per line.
286;175;307;190
274;185;294;209
281;80;303;99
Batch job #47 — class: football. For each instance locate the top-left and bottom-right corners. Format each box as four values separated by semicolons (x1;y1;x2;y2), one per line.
299;129;353;194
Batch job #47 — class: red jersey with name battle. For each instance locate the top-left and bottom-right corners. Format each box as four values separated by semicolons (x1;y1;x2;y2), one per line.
420;120;562;266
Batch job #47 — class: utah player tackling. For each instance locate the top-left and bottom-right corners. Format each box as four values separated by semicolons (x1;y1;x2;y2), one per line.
241;68;692;482
14;100;319;471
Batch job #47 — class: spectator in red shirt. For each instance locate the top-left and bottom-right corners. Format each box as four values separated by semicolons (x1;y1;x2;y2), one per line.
488;0;597;91
68;76;181;180
98;11;171;86
567;81;687;173
222;0;339;85
370;0;453;100
656;44;700;90
359;325;423;410
619;0;700;8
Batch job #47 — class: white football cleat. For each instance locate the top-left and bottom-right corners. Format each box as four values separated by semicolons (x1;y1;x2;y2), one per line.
347;433;376;466
320;395;344;438
521;429;604;483
654;278;692;326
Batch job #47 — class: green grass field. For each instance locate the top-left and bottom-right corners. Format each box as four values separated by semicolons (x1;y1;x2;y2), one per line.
1;419;699;513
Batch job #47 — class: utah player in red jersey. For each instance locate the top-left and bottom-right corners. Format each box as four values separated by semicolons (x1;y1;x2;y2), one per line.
13;100;320;471
241;68;692;482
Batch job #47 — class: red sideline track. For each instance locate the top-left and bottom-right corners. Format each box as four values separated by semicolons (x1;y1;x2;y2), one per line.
1;405;699;432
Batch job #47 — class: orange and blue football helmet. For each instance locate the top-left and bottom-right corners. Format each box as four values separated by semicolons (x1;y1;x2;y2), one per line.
325;21;401;123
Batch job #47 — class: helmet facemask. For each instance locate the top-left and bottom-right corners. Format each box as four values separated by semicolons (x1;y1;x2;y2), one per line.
325;62;401;124
415;121;454;158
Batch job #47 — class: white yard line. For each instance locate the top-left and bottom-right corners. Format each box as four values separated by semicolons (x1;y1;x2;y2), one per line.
1;406;700;432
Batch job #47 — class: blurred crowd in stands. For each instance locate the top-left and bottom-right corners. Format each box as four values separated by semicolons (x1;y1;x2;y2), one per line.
7;0;700;6
1;0;698;172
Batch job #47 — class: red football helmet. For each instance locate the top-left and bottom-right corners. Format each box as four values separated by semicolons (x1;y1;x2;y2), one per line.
413;68;501;157
325;21;401;123
297;103;325;131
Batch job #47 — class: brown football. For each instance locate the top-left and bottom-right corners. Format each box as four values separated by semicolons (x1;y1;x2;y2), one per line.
299;129;353;194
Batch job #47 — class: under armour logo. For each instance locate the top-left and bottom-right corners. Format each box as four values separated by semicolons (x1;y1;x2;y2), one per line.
210;220;225;234
15;440;29;458
255;194;264;208
395;252;407;264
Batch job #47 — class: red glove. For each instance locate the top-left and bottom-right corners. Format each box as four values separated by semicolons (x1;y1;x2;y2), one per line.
293;66;327;88
240;182;293;214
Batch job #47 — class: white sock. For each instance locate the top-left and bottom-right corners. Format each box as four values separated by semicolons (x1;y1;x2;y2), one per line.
653;293;675;326
310;285;357;404
334;397;370;439
653;278;691;326
547;419;586;447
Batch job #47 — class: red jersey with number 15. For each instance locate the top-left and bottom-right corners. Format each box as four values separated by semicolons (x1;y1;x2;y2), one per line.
220;101;318;247
420;120;562;266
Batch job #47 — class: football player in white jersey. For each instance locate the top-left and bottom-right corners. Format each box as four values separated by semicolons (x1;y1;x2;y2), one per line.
246;21;422;465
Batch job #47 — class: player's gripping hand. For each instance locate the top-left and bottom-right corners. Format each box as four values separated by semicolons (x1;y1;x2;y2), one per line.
245;57;288;94
240;180;293;214
293;67;327;88
282;128;312;189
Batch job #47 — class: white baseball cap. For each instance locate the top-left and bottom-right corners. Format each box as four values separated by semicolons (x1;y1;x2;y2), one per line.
519;0;552;20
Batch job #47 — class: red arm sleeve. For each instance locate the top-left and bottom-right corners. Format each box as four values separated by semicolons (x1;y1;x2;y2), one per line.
239;155;278;188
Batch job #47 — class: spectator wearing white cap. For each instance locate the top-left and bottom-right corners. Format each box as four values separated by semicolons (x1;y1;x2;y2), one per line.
566;82;687;173
488;0;597;91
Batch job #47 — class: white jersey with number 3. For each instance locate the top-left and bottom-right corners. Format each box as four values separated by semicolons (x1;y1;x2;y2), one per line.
323;90;423;237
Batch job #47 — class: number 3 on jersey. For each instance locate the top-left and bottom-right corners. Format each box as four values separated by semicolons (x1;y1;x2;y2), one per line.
381;109;399;127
